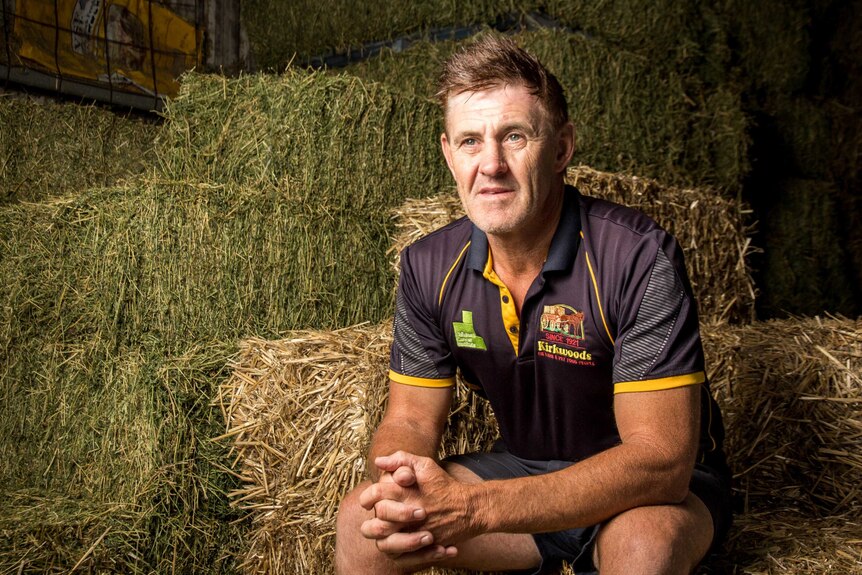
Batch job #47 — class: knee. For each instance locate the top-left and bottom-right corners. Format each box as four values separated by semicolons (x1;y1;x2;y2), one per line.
594;504;709;575
336;481;369;536
335;482;376;572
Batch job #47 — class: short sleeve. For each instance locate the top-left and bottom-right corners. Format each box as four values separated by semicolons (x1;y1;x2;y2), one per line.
612;231;705;393
389;247;457;388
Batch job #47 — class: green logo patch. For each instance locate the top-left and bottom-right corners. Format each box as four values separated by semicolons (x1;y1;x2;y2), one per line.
453;310;487;350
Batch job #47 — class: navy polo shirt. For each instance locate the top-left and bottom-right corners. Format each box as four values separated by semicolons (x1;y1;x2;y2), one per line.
390;186;726;467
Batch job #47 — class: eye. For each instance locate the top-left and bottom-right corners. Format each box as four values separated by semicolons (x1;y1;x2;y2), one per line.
462;137;478;147
506;132;523;143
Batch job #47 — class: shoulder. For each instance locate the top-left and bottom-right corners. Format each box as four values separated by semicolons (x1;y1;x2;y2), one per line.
578;192;664;240
401;216;473;273
576;190;688;285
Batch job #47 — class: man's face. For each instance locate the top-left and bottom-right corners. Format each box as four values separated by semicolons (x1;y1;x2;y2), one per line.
440;84;573;239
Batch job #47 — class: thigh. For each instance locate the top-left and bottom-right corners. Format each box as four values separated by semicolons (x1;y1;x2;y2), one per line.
593;492;714;575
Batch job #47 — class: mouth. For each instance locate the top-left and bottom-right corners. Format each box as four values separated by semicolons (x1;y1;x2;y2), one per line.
477;186;515;196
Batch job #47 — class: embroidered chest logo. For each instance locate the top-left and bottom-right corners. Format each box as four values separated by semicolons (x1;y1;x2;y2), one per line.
453;310;487;350
538;304;595;366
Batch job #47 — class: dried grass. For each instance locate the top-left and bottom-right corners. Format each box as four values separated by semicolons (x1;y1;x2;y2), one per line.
216;321;498;574
390;166;756;325
702;316;862;515
0;95;159;204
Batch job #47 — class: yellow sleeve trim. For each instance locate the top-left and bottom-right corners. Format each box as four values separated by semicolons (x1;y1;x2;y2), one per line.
389;370;456;388
614;371;705;394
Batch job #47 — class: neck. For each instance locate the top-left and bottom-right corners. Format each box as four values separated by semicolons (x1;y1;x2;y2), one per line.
487;189;564;280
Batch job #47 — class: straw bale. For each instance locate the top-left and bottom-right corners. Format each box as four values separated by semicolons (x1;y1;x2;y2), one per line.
0;95;159;204
709;508;862;574
390;166;756;325
343;28;749;191
701;316;862;514
218;322;498;574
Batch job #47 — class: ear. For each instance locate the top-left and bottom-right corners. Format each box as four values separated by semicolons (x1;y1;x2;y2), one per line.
440;132;456;176
554;122;576;173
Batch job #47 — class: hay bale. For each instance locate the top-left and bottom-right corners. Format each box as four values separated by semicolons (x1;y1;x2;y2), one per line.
390;166;756;325
0;95;159;204
702;316;862;514
217;322;498;574
241;0;536;70
343;28;749;191
242;1;726;74
712;509;862;574
0;179;396;352
156;70;449;212
0;339;244;573
715;0;812;96
752;179;857;318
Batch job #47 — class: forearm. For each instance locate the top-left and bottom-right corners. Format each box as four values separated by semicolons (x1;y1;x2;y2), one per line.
474;441;694;535
366;418;443;481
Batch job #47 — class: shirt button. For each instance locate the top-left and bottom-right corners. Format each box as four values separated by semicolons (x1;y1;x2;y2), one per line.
509;325;518;334
502;295;510;304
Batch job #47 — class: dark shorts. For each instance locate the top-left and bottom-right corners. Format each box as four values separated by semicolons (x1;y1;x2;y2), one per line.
444;443;732;575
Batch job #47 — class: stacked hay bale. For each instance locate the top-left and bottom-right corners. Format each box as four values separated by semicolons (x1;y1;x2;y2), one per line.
0;95;159;204
0;69;456;573
714;0;862;317
342;28;748;192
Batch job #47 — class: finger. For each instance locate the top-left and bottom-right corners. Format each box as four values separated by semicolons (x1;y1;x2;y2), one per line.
359;516;404;540
374;530;435;556
391;465;417;487
373;498;426;523
358;481;404;510
391;544;459;570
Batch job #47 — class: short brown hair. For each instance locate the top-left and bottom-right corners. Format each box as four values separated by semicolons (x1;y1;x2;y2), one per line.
436;33;568;128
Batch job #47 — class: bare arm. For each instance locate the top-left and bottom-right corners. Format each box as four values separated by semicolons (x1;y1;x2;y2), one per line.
366;380;453;481
474;384;700;534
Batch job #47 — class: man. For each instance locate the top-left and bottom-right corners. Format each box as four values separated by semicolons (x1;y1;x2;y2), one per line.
335;33;731;574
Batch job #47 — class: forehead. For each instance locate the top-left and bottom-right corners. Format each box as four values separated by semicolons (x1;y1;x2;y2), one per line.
444;84;548;131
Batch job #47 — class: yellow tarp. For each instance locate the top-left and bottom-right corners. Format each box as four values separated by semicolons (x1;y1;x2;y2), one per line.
15;0;201;97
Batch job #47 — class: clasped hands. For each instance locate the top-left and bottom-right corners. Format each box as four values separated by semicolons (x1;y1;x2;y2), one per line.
358;451;477;568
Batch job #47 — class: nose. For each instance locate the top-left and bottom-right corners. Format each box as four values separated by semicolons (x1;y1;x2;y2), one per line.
479;141;508;177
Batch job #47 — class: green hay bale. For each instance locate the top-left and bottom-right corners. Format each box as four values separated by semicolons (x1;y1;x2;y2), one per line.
0;96;160;204
241;1;721;74
342;28;749;190
241;0;540;70
0;340;244;574
716;0;812;95
0;180;397;353
754;179;857;318
761;94;861;183
156;70;450;213
545;0;702;62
